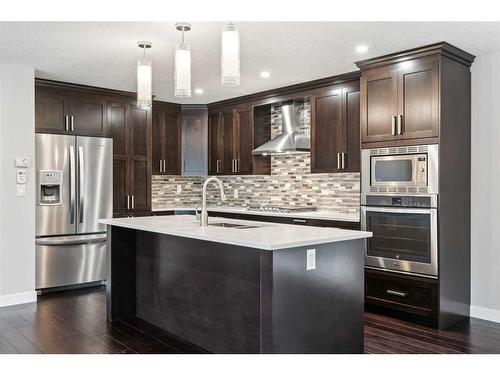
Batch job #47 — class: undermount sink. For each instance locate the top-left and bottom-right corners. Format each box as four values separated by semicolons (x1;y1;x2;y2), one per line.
208;222;262;229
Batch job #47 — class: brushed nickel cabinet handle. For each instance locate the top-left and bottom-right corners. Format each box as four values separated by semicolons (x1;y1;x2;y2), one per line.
337;153;340;170
216;160;221;174
397;115;403;135
386;289;407;297
65;116;69;131
391;116;397;135
341;152;345;170
131;195;135;210
163;160;166;173
70;116;74;132
237;159;240;173
159;160;162;173
293;219;307;223
127;195;130;210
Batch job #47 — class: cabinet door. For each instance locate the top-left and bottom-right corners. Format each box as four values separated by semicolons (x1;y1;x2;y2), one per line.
360;67;398;144
68;93;107;136
208;112;222;175
234;109;253;175
35;88;69;134
221;111;235;174
311;90;344;173
163;110;181;174
398;60;439;140
108;102;130;213
342;86;361;172
151;109;164;175
182;110;208;176
129;105;151;212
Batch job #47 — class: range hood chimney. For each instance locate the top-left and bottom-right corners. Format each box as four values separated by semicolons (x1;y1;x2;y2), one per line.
252;101;310;155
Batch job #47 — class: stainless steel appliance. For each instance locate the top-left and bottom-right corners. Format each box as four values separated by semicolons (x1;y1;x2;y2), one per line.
252;101;310;155
361;144;439;277
361;144;438;200
35;134;112;290
246;205;317;214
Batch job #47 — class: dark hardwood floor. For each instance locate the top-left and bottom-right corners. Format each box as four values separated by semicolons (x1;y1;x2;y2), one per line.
0;286;499;354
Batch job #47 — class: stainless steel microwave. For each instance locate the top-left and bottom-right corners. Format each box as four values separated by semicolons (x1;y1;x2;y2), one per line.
361;144;439;199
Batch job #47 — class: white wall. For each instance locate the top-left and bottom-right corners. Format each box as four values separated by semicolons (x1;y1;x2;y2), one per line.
470;51;500;322
0;62;37;306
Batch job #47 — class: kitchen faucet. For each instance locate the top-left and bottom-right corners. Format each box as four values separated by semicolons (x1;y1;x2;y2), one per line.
196;177;227;226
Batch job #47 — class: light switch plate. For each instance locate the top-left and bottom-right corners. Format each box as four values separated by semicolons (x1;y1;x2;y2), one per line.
176;185;182;194
306;249;316;271
16;184;26;196
233;189;239;199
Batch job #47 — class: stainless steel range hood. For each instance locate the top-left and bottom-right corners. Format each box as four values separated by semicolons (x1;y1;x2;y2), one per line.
252;102;310;155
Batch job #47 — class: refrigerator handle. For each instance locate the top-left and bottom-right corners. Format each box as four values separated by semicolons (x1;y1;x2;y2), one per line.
78;146;85;224
69;146;76;224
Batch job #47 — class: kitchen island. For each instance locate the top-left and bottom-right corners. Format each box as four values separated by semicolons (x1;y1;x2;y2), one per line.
100;215;372;354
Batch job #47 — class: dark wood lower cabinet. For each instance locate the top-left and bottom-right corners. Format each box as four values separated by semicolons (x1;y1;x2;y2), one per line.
365;268;438;327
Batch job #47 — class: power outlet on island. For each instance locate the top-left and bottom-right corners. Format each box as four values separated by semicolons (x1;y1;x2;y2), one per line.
176;185;182;194
233;189;239;199
306;249;316;271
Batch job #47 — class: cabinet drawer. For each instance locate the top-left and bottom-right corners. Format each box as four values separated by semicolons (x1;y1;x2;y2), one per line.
365;269;438;317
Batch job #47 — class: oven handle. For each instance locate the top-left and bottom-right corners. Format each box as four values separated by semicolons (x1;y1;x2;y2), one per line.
361;206;435;215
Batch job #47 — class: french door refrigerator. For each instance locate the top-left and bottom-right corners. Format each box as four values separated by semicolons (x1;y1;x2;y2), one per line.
35;133;112;290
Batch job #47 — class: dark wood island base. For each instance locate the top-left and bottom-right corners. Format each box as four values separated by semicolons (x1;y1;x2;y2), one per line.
106;225;365;353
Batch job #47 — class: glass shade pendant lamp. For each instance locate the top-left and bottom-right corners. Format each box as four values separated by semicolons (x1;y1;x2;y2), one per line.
221;22;240;86
174;22;192;98
136;41;153;108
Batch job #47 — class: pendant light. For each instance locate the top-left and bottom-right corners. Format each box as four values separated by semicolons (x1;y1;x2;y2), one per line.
174;22;192;98
221;22;240;86
136;41;153;108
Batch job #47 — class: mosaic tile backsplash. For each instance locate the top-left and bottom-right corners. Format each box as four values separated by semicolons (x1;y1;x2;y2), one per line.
152;101;360;213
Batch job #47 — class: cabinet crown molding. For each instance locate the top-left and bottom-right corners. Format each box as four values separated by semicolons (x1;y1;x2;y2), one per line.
355;41;476;70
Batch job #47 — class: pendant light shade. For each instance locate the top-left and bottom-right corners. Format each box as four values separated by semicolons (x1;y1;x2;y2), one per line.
174;23;192;98
136;41;152;108
221;22;240;86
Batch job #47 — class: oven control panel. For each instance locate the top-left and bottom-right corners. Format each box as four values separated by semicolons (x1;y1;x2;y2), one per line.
365;195;436;208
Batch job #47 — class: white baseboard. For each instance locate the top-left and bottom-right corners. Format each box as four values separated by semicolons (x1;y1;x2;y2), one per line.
0;291;37;307
470;305;500;323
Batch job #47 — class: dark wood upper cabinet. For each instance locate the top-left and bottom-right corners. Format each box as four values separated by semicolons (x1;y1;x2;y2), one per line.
358;53;441;146
208;105;256;175
221;110;234;175
208;111;222;175
35;87;69;134
152;101;181;175
311;80;360;173
234;109;253;175
68;93;107;136
360;67;398;144
398;58;439;140
35;84;107;137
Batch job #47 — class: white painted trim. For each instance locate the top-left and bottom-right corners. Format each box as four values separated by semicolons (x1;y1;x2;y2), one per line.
0;291;37;307
470;305;500;324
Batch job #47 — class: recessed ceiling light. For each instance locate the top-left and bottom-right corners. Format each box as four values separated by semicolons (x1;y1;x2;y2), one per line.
194;88;204;95
260;71;271;78
356;45;369;54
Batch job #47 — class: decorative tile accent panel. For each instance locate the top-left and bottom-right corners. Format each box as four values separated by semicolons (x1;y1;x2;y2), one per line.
152;99;360;214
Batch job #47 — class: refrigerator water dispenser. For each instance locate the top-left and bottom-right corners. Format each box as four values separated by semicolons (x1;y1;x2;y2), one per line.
39;170;62;205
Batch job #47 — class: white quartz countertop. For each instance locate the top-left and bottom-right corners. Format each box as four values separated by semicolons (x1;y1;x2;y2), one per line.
151;206;360;222
99;215;371;251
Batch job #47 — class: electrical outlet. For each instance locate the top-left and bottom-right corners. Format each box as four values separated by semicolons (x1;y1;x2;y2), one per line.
176;185;182;194
233;189;239;199
306;249;316;271
17;184;26;196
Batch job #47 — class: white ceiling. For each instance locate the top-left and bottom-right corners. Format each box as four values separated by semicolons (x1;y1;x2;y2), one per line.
1;22;500;104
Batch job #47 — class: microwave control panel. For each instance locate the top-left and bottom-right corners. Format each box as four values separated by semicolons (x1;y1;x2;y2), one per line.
416;155;427;185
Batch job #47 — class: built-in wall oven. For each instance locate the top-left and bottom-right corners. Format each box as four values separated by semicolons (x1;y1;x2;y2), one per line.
361;145;439;278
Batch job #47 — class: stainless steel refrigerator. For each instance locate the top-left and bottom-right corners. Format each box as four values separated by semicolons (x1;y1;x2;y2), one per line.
35;133;112;290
